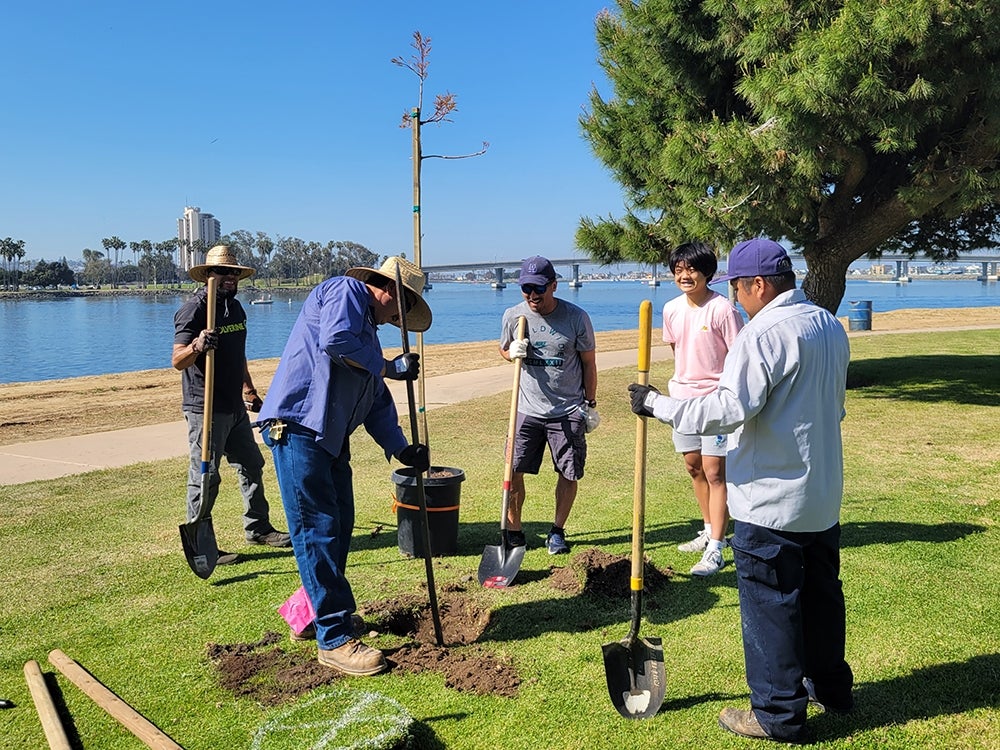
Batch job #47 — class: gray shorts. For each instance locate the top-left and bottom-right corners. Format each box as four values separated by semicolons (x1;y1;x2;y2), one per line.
672;430;728;457
512;412;587;480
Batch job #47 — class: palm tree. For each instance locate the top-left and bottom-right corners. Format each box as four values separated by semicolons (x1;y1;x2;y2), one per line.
101;236;127;289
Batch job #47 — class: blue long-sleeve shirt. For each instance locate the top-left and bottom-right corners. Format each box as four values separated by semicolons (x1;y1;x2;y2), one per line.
257;276;406;460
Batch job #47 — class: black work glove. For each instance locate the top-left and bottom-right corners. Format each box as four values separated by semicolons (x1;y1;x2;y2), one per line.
192;329;219;354
385;352;420;381
628;383;660;417
243;390;264;413
395;443;430;473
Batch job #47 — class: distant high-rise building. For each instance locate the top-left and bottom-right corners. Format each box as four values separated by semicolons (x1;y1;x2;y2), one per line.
177;206;222;273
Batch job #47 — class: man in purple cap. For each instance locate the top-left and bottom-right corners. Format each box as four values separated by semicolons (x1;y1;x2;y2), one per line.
499;255;598;555
628;238;853;743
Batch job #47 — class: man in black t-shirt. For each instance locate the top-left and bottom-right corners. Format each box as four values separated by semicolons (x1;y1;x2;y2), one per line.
172;245;290;563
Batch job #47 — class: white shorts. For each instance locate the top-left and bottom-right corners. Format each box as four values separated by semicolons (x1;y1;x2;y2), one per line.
672;430;728;457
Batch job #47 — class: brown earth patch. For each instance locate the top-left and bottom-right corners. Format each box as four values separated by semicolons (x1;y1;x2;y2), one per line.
550;548;674;598
207;591;518;704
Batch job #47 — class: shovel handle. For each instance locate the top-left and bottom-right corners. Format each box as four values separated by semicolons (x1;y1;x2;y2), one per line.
501;317;527;510
631;301;652;586
200;276;218;469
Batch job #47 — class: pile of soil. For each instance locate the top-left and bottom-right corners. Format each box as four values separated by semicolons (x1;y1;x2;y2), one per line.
550;547;674;598
207;591;519;704
208;551;673;705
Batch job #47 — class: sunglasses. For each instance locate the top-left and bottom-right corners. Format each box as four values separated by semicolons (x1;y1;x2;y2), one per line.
209;267;241;277
521;282;551;296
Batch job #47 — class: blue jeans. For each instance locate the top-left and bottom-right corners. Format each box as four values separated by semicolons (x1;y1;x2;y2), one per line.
730;521;853;741
263;423;357;650
184;409;272;536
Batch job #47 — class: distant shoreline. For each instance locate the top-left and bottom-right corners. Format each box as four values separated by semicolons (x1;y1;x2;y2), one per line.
0;273;993;301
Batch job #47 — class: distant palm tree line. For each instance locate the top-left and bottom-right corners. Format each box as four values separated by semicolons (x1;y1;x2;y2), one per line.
2;231;387;290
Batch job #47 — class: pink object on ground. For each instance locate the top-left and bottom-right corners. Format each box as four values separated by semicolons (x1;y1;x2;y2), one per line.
278;586;315;634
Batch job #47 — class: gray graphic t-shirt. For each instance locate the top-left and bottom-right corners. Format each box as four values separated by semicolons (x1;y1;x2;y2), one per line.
500;299;596;419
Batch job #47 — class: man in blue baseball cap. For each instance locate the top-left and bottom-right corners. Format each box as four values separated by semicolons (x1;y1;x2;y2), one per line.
499;255;598;556
628;237;854;743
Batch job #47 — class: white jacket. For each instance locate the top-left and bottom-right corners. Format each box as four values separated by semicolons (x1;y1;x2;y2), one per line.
651;289;850;532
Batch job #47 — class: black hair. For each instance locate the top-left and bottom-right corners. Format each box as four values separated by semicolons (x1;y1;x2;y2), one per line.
668;242;718;280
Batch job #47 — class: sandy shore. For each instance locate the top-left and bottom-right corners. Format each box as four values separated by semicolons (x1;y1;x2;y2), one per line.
1;306;996;446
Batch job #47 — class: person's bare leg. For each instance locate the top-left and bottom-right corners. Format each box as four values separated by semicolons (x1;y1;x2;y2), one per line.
554;474;578;529
684;450;711;529
702;454;728;542
506;472;525;531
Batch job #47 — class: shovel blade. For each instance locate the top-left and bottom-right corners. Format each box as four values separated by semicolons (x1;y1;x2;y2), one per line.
477;543;526;588
179;519;218;580
602;636;666;719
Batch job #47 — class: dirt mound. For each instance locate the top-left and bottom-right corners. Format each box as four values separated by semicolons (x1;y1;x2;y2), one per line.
549;547;674;597
208;592;517;704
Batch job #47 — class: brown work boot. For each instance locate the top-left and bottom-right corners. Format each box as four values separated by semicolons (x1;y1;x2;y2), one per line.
719;708;772;740
317;639;386;676
719;707;803;744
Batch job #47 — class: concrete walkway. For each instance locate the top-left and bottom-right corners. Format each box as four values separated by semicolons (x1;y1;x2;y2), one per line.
0;347;672;485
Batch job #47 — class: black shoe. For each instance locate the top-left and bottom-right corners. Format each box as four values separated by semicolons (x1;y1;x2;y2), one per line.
504;530;526;548
216;550;239;565
247;530;292;547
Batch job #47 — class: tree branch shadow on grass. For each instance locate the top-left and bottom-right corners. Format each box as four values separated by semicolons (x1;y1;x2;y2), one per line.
847;354;1000;405
812;653;1000;742
841;519;986;548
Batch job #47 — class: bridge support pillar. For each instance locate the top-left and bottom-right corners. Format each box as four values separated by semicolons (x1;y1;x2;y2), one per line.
491;266;506;289
647;262;660;287
895;259;911;282
568;263;583;288
979;261;999;282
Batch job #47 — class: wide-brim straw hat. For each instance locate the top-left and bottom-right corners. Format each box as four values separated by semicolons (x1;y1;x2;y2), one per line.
345;256;432;332
189;245;256;283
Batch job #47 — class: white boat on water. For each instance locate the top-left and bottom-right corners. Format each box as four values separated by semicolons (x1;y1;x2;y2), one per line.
250;295;273;305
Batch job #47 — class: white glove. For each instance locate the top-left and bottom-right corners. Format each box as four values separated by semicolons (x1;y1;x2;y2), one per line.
508;338;529;359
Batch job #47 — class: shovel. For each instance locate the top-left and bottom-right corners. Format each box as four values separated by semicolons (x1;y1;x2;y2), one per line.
394;262;444;646
602;299;666;719
179;276;219;579
477;315;527;589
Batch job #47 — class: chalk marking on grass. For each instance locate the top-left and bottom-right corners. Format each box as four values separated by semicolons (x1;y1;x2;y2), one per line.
251;690;412;750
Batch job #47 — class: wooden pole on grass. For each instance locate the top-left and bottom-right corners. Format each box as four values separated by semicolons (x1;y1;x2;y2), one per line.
23;660;72;750
48;649;184;750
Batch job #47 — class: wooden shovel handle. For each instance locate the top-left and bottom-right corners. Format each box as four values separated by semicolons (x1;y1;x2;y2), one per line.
200;276;218;467
503;316;527;487
631;301;652;586
48;650;183;750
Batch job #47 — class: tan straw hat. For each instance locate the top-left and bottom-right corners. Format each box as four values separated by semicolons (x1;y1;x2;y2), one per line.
189;245;256;283
345;256;432;332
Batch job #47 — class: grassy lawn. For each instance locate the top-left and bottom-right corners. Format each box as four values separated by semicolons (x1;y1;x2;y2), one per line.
2;329;998;749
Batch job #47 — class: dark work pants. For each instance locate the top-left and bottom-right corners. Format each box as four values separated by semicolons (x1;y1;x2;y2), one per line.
730;521;854;741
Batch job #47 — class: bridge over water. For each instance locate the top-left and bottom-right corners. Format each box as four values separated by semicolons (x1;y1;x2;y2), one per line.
423;253;1000;288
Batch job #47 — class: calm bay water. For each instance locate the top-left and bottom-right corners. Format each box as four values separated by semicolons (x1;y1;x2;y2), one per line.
2;278;998;384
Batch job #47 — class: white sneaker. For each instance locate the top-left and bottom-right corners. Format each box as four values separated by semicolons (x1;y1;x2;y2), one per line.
690;549;725;577
677;530;710;553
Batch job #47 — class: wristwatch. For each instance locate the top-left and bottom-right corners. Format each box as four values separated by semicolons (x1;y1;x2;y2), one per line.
586;399;597;408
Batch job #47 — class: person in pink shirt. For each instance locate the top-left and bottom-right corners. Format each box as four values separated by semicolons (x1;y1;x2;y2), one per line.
662;242;744;576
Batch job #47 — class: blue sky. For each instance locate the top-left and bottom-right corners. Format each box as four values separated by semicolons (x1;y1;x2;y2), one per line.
2;1;623;266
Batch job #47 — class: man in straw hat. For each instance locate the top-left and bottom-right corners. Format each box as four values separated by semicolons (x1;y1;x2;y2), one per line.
257;255;431;676
173;245;291;565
